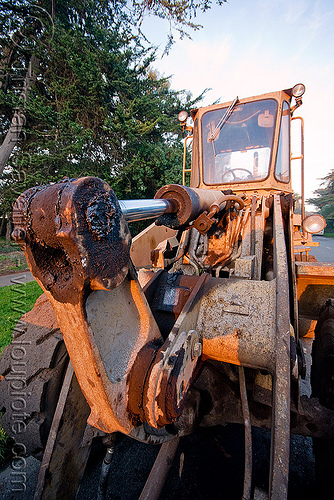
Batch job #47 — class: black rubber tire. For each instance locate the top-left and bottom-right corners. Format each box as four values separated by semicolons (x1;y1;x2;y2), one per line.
0;295;68;458
311;298;334;499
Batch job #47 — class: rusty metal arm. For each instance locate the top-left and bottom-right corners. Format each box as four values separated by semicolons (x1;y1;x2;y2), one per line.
269;194;291;499
11;178;164;439
239;366;252;500
11;177;208;444
139;438;180;500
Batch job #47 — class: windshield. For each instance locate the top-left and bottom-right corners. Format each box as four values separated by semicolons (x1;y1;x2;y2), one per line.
202;99;277;184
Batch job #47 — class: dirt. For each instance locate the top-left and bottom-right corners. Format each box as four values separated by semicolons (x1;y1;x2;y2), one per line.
20;293;58;328
0;248;29;275
0;246;29;275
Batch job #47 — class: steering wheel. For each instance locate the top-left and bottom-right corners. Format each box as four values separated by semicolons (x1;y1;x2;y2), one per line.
221;168;253;181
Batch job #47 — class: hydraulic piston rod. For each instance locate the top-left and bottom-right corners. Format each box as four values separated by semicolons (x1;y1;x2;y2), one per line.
121;184;244;228
119;199;174;222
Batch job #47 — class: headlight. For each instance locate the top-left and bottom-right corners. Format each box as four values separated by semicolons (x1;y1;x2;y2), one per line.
178;111;188;123
302;214;326;234
292;83;305;98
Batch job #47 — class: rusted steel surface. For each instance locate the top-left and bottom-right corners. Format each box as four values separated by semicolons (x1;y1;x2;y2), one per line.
138;438;180;500
7;83;334;500
291;395;334;439
131;223;176;268
83;275;162;435
144;329;200;428
155;193;268;279
185;362;334;440
240;196;267;280
296;262;334;276
198;277;276;371
158;208;248;276
287;197;299;340
239;366;252;500
155;183;243;229
189;195;291;498
150;236;179;268
11;173;332;500
11;177;210;442
145;272;201;332
143;273;208;428
12;177;131;302
137;268;159;289
201;207;243;269
269;194;291;499
296;262;334;336
12;178;162;438
192;194;245;235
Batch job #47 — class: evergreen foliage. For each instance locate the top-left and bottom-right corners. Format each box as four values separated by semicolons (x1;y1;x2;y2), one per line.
0;0;215;220
308;170;334;220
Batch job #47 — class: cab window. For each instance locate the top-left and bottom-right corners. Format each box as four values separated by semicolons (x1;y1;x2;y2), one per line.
275;101;290;183
202;99;277;185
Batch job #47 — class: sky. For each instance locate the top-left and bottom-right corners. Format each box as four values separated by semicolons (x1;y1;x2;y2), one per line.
141;0;334;208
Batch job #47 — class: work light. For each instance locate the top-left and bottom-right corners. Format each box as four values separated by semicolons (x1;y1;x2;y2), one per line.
302;214;326;234
178;110;188;123
292;83;305;98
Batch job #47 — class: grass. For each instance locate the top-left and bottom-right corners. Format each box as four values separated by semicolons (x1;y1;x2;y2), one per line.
0;281;43;355
0;280;43;465
0;236;21;252
0;236;29;274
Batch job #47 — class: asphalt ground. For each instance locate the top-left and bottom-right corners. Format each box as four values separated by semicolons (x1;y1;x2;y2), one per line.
0;271;34;288
312;235;334;263
76;427;316;500
0;425;316;500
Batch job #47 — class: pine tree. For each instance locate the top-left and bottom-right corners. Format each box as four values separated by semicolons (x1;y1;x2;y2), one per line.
0;0;211;222
308;170;334;219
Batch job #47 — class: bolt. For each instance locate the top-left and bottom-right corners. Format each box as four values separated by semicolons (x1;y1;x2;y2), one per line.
11;227;26;242
192;342;202;359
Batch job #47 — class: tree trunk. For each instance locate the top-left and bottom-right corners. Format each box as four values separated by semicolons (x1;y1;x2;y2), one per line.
0;216;5;237
5;218;12;243
0;33;23;92
0;54;39;174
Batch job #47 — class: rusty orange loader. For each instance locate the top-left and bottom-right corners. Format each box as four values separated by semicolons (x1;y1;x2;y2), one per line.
1;84;333;499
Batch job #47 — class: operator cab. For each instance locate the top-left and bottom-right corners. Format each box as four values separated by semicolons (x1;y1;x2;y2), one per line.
184;84;305;194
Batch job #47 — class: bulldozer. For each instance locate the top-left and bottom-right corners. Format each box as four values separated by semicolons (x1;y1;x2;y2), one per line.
1;83;334;499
